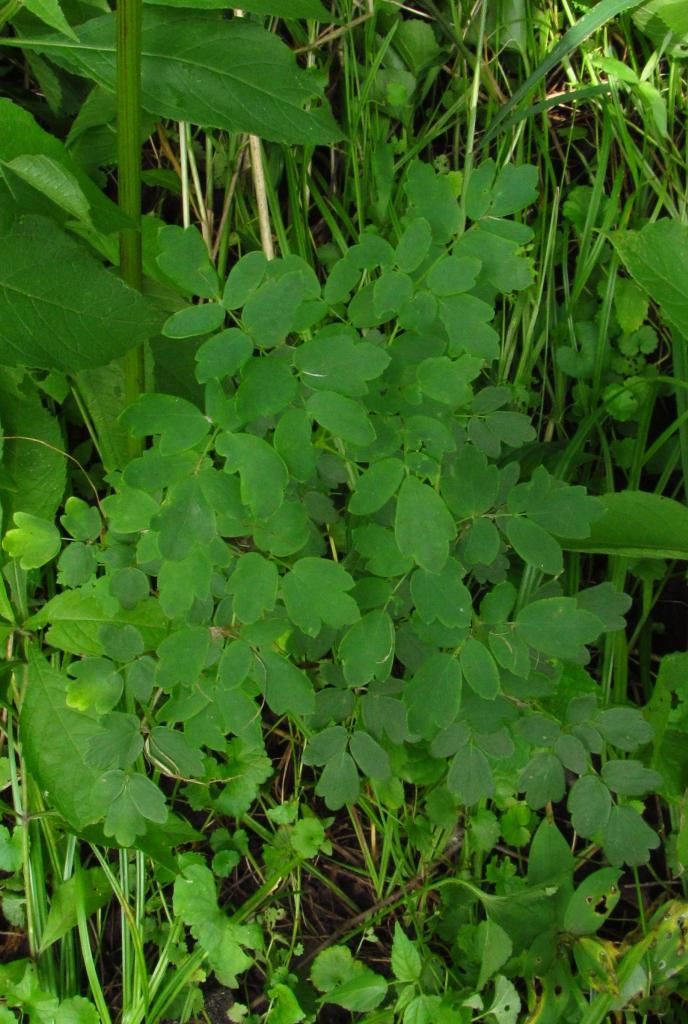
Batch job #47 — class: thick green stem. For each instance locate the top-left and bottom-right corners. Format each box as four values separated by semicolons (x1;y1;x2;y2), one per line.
117;0;146;413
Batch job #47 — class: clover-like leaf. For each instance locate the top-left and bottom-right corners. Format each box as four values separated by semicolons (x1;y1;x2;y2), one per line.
281;557;359;636
2;512;61;569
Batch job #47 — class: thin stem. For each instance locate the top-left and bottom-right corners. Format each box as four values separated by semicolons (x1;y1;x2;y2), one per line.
117;0;146;419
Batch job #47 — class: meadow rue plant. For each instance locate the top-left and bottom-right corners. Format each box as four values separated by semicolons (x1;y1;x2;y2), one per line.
2;159;667;1017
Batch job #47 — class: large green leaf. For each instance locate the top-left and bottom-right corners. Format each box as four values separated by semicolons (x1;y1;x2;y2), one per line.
20;654;104;830
564;491;688;559
611;220;688;336
14;11;341;145
0;216;160;372
145;0;330;19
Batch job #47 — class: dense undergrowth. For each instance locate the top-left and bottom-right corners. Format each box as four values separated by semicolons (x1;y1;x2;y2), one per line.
1;0;688;1021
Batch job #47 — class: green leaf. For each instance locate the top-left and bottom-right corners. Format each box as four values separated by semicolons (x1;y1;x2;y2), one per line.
417;355;481;408
391;923;422;983
394;218;433;273
404;160;460;244
601;760;662;796
20;11;341;145
460;638;500;700
162;302;225;339
156;626;209;691
349;458;404;516
307;391;376;446
86;712;143;770
195;329;253;383
148;727;205;778
262;651;315;717
226;553;278;624
477;919;512;990
463;518;501;567
602;805;660;867
0;373;66;524
40;869;111;952
611;220;688;336
303;726;348;766
315;751;359;809
174;860;260;986
0;216;159;371
410;562;472;628
236;354;296;421
563;868;621;935
564;491;688;560
349;730;391;779
242;271;304;347
5;154;88;218
120;394;210;455
373;271;414;318
511;467;603;540
99;770;167;846
339;610;395;686
568;775;612;838
515;598;604;661
505;517;563;575
465;160;538;220
281;557;359;636
486;975;520;1024
519;754;565;809
405;653;463;739
310;946;358;993
21;655;104;830
218;432;288;518
595;707;653;752
223;251;268;309
325;969;388;1012
447;745;494;805
156;224;219;298
61;497;101;542
395;476;455;574
2;512;60;569
427;254;481;295
67;657;123;713
294;329;389;397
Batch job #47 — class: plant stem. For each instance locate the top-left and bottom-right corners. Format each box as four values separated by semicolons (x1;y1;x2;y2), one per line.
117;0;146;415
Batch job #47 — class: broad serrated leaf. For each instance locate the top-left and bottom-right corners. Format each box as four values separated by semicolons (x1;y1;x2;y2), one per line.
19;11;340;145
0;216;159;371
21;654;104;830
395;476;455;574
391;923;422;982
